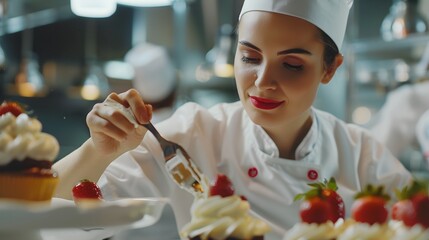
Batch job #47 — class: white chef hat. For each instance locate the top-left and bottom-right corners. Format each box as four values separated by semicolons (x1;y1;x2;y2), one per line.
125;42;176;103
239;0;354;50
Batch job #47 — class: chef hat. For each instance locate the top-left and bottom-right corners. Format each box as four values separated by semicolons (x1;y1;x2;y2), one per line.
125;43;176;103
239;0;353;50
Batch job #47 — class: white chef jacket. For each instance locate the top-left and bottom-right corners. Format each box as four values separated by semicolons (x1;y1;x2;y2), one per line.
98;101;412;240
370;81;429;157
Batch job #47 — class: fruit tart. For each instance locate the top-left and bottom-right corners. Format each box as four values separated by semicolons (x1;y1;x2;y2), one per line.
180;174;270;240
0;101;59;201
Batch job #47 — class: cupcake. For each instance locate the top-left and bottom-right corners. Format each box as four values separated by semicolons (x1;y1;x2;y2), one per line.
389;179;429;239
0;101;59;201
336;184;394;240
180;174;270;240
284;177;346;240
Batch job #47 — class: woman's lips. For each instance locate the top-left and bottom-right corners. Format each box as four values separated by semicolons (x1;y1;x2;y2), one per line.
249;96;284;110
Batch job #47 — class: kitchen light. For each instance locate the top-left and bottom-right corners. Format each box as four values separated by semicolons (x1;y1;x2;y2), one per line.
197;24;236;80
71;0;116;18
116;0;173;7
80;65;109;100
14;56;46;97
381;0;428;40
352;106;372;125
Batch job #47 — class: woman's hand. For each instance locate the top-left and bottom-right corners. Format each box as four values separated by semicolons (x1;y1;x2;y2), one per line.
86;89;153;157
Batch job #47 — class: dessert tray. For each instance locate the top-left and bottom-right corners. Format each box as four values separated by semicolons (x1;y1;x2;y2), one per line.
0;197;168;240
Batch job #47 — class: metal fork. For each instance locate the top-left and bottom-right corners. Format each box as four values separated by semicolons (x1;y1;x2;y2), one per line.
105;99;205;196
143;122;205;196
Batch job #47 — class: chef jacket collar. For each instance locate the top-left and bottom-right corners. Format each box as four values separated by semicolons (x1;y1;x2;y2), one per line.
252;108;319;161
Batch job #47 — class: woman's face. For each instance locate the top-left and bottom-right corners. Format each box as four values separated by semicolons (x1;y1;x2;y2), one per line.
235;11;339;130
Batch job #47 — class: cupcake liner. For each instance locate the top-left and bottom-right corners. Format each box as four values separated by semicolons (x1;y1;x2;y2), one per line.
0;173;58;201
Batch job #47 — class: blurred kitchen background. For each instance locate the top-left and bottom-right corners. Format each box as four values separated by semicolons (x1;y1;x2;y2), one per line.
0;0;429;178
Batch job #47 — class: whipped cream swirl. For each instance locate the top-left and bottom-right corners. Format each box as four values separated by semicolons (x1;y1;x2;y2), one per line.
390;221;429;240
0;113;59;165
284;221;338;240
336;220;394;240
181;195;270;239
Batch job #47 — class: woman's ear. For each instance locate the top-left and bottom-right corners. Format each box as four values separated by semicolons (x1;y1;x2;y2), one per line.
321;54;344;84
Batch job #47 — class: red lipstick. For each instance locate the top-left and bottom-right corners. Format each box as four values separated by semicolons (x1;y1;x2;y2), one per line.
249;96;284;110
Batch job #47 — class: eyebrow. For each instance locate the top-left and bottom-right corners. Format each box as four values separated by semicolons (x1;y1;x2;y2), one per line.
238;40;312;56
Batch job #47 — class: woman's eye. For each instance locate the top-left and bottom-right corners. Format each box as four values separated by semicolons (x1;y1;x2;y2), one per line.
241;56;259;64
283;63;303;71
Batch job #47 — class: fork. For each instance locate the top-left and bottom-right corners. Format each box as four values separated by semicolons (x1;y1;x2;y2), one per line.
105;99;205;196
143;122;205;196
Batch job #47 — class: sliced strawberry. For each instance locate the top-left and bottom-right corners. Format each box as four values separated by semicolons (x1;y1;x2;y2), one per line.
0;101;25;117
351;184;390;225
72;179;103;200
209;174;234;197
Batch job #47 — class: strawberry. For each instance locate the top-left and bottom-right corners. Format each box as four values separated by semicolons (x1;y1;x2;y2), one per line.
412;192;429;228
72;179;103;200
0;101;25;117
209;174;234;197
299;197;332;224
392;180;428;227
351;184;390;225
295;177;345;224
392;199;416;226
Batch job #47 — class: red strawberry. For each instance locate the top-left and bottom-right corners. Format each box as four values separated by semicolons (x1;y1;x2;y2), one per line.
299;197;332;224
392;180;428;227
392;199;416;226
72;179;103;200
412;193;429;228
295;177;345;224
0;101;25;117
351;184;390;225
210;174;234;197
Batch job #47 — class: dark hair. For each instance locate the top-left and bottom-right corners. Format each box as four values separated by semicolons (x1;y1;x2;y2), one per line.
320;30;339;69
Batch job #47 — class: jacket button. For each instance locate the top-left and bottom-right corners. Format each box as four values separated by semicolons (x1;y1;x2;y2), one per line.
307;169;318;181
248;167;258;178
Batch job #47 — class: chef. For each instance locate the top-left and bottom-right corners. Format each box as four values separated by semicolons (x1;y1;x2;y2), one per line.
370;81;429;159
53;0;412;239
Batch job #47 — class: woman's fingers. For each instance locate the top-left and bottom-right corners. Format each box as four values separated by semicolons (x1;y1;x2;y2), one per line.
87;102;135;140
118;89;152;124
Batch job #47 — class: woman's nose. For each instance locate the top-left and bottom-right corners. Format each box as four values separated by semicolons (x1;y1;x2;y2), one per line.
254;64;276;90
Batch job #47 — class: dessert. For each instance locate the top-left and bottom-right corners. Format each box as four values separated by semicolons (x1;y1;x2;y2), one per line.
337;184;394;240
389;179;429;239
286;179;429;240
284;177;345;240
181;174;270;240
0;101;59;201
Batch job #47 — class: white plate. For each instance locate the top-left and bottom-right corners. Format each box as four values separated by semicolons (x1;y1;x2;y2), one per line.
0;197;168;231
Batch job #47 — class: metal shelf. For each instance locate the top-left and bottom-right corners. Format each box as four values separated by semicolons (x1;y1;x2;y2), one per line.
0;5;74;36
347;33;429;55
